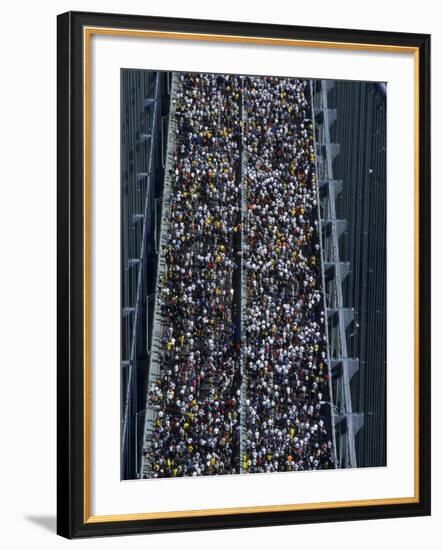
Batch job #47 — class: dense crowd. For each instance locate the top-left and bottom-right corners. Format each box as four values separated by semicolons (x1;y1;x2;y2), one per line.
243;76;335;473
145;73;242;478
144;73;335;479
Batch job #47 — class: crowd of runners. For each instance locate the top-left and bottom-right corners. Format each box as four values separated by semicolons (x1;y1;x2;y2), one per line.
143;72;335;479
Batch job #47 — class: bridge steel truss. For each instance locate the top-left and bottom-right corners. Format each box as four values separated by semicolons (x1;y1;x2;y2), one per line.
121;70;171;480
312;79;364;469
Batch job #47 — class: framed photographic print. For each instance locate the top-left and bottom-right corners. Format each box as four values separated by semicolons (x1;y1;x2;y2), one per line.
57;11;431;538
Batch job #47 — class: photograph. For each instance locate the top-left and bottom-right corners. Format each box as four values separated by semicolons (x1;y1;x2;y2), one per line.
120;69;387;481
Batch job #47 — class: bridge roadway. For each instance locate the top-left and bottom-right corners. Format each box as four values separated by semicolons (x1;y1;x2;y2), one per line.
139;75;340;477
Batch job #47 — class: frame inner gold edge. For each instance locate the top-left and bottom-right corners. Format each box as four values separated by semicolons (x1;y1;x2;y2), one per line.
82;26;420;524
